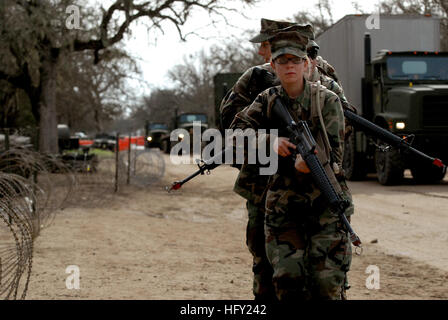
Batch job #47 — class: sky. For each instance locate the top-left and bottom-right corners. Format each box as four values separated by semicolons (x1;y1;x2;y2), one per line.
92;0;380;96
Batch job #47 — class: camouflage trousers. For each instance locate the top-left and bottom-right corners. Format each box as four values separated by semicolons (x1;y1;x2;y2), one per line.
264;207;352;301
246;200;276;301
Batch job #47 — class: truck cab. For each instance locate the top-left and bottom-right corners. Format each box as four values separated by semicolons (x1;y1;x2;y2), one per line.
356;50;448;184
161;113;209;153
315;14;447;184
145;122;169;149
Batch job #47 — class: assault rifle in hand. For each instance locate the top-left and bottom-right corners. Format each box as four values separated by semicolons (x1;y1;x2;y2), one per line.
272;98;362;249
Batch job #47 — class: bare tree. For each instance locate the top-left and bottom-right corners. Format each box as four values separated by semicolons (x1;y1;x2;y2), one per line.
291;0;335;36
0;0;257;153
166;38;260;124
133;88;181;128
56;48;140;133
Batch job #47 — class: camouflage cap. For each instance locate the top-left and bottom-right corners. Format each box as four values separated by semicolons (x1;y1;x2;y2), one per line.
269;25;311;60
305;25;319;49
249;18;296;43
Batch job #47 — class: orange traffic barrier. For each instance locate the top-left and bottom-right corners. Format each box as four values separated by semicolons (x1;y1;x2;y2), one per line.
118;136;145;151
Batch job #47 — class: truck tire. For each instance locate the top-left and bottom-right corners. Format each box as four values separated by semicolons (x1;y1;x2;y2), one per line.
374;146;404;185
411;165;446;184
343;132;367;180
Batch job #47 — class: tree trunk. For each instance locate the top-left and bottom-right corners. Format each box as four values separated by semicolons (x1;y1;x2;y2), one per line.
38;56;59;154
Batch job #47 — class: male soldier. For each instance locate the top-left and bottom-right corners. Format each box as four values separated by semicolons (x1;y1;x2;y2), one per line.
219;18;297;301
230;26;353;300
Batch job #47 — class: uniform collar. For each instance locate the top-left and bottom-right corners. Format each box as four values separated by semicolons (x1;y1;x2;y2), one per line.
280;78;311;112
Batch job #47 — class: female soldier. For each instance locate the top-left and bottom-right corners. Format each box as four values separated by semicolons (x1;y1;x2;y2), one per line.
230;26;353;300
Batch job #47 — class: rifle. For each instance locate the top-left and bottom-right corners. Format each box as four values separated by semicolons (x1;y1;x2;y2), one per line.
343;108;445;170
166;149;226;192
271;97;362;250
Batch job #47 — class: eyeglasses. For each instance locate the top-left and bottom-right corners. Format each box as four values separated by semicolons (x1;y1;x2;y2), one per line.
274;56;306;65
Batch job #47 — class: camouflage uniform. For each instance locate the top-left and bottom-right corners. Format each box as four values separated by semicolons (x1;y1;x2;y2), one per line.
308;62;356;142
230;26;353;299
220;63;277;300
231;81;352;300
307;48;354;299
219;19;297;301
316;56;341;85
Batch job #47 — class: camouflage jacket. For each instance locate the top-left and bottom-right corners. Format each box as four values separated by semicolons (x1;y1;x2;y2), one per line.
220;63;276;130
220;63;279;206
316;56;341;85
309;64;358;140
309;68;349;107
230;80;351;219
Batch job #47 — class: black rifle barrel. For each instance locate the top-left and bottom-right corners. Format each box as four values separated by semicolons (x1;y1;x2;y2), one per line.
344;109;445;169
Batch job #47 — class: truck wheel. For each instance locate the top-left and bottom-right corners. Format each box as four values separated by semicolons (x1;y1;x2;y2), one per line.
411;165;446;184
375;146;404;185
343;132;367;180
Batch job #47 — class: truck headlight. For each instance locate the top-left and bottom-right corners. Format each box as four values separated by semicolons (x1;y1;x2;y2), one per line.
396;122;405;130
147;136;153;142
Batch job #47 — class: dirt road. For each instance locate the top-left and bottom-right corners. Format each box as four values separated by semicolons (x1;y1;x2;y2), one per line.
26;153;448;299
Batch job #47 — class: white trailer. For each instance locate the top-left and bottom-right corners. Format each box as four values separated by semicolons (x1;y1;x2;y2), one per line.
317;15;448;185
316;14;441;112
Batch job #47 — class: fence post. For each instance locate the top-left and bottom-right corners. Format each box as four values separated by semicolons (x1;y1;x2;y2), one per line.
127;133;131;185
115;132;120;193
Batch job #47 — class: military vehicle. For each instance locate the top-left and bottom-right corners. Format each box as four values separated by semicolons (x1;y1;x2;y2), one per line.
317;15;448;184
145;122;169;149
161;112;209;153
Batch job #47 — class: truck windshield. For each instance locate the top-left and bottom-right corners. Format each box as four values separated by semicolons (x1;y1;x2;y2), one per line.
178;114;207;123
387;56;448;80
149;124;168;130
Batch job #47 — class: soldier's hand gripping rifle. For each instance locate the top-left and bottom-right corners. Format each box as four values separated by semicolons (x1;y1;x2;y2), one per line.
166;149;226;192
343;107;446;170
272;98;362;250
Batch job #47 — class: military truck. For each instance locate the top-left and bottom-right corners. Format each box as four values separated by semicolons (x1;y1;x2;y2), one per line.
161;112;209;153
144;122;169;149
316;14;448;184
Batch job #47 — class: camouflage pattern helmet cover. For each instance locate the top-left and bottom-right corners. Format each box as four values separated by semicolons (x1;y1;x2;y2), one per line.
250;18;296;43
269;25;311;60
